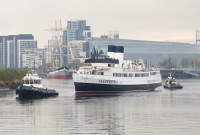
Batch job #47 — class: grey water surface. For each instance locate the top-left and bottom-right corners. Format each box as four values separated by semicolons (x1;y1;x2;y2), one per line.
0;79;200;135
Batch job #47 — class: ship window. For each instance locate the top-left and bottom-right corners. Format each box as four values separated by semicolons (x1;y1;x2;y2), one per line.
98;72;104;75
25;79;29;84
135;73;142;77
142;73;149;77
30;79;33;84
150;72;156;75
35;79;41;84
129;73;134;77
124;73;128;77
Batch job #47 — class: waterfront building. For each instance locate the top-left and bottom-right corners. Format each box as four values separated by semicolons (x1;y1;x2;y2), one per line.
0;34;37;69
22;49;45;68
67;40;89;64
89;37;200;69
6;40;15;68
59;20;91;65
17;40;37;68
65;20;91;44
46;48;52;65
0;36;5;68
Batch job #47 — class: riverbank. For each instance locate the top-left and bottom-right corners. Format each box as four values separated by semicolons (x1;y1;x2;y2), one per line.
0;68;27;90
160;69;200;79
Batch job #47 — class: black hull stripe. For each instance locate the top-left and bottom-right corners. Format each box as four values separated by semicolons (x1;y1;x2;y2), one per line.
74;82;162;93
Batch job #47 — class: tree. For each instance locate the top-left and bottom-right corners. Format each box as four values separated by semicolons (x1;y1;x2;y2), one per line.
192;58;200;69
67;59;84;69
159;57;173;68
181;57;189;68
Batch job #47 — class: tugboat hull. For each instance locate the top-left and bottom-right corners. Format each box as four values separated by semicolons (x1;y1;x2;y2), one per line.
163;84;183;89
16;85;59;99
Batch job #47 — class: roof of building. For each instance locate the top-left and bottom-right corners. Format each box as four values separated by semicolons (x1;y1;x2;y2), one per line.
90;37;200;54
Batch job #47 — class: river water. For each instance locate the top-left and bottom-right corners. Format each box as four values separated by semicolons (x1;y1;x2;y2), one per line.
0;79;200;135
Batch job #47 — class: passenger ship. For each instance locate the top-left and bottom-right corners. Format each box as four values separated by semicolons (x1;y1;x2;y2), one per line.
73;45;162;95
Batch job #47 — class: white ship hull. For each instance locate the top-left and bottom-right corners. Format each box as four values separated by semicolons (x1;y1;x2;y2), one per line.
73;71;162;95
73;45;162;96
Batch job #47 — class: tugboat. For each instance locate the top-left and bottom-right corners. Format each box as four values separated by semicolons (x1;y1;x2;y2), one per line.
16;70;59;99
163;73;183;89
73;45;162;96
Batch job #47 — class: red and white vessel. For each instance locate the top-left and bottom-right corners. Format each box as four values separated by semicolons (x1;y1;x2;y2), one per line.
48;67;72;79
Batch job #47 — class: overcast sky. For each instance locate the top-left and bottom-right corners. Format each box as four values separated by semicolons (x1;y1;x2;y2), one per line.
1;0;200;48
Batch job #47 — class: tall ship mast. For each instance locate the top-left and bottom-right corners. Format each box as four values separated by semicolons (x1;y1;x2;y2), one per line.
47;20;72;79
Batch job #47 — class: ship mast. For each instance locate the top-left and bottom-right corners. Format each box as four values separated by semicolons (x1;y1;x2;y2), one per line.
196;30;200;45
47;20;66;68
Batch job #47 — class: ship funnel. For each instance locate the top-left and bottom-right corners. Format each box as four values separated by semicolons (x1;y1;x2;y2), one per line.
107;45;124;67
115;46;124;67
107;45;116;59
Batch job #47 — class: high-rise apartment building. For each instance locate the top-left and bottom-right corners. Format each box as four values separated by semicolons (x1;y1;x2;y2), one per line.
64;20;91;44
6;40;15;68
61;20;91;65
0;36;5;68
22;49;45;69
0;34;37;68
67;40;89;64
17;40;37;68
